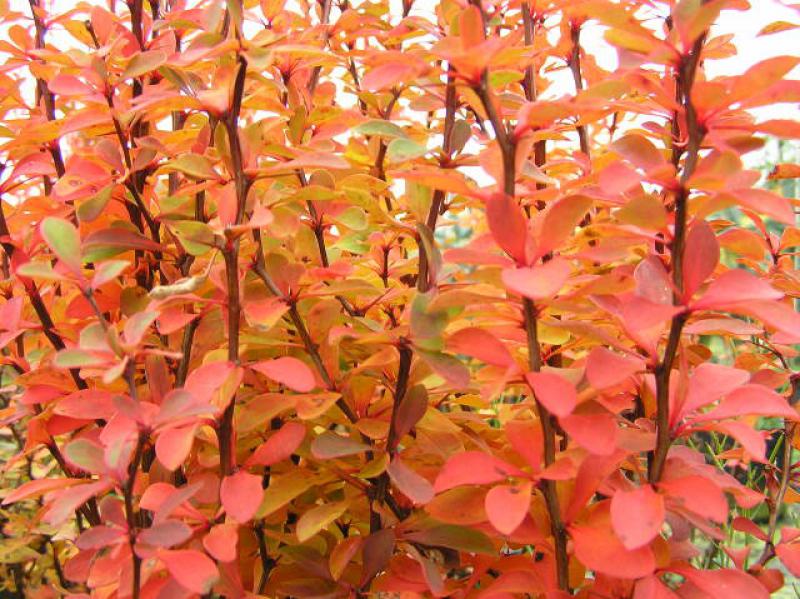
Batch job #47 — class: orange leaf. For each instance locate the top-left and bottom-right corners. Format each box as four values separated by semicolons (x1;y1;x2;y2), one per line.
610;485;665;550
485;481;532;535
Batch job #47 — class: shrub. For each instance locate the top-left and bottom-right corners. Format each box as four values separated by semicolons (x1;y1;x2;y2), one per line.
0;0;798;597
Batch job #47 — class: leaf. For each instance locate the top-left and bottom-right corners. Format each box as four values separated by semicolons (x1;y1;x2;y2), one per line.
387;457;434;505
486;192;528;264
525;371;577;417
393;384;428;446
258;472;313;518
76;525;126;550
251;357;316;392
64;438;106;474
41;217;82;275
330;537;362;580
434;451;524;493
485;481;532;535
220;470;264;523
2;477;83;505
658;475;727;522
160;549;219;594
156;425;197;471
203;523;238;563
296;501;349;542
768;163;800;179
44;480;111;526
168;154;219;180
694;384;798;422
123;50;167;78
448;327;515;368
682;220;719;299
777;544;800;577
360;529;395;585
386;138;427;163
311;431;371;459
354;120;407;138
691;269;783;310
611;486;665;549
403;524;495;555
670;565;769;599
83;228;163;253
560;413;618;455
502;257;571;301
138;520;192;548
585;347;643;390
534;195;592;259
246;422;306;467
570;506;656;579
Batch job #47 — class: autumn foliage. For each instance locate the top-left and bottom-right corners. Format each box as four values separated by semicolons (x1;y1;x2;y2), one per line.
1;0;800;596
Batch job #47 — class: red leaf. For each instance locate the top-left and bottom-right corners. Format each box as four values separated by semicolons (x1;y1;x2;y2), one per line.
434;451;525;493
447;327;515;368
76;525;126;550
670;565;769;599
682;220;719;300
2;477;83;505
692;269;782;310
585;347;643;390
658;475;727;522
203;523;238;563
185;361;237;404
387;457;434;505
485;481;532;535
220;470;263;523
694;384;798;422
570;505;656;579
678;363;749;421
251;357;316;392
156;425;197;472
160;549;219;594
53;390;116;420
245;421;306;467
502;257;571;301
505;419;542;472
138;520;192;548
486;192;528;264
525;371;577;417
611;485;665;549
560;413;618;455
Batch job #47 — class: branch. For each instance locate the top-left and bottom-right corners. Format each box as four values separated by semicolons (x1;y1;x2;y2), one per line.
218;54;250;478
567;22;590;157
649;33;707;484
474;66;569;592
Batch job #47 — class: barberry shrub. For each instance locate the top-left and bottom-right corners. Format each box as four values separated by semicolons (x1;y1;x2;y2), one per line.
0;0;799;596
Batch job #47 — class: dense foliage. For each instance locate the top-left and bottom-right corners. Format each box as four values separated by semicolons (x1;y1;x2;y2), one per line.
0;0;799;596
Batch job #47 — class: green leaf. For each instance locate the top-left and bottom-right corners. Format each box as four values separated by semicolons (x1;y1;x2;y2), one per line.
41;217;82;275
122;50;167;79
54;349;107;369
168;154;219;180
386;138;427;163
354;120;407;138
333;206;368;231
16;261;66;281
77;185;114;223
172;221;218;256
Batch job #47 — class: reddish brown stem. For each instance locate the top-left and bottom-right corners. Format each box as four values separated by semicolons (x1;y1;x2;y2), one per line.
649;34;707;484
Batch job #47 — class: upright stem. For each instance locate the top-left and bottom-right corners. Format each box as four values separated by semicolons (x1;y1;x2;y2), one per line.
568;22;590;157
218;53;249;478
649;34;707;484
474;70;569;592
